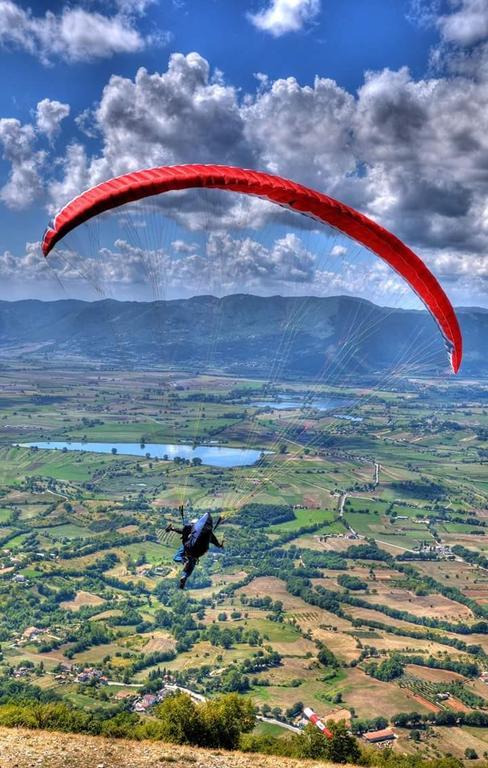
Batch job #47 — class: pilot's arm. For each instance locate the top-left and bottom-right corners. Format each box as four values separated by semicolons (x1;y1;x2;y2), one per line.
166;524;184;535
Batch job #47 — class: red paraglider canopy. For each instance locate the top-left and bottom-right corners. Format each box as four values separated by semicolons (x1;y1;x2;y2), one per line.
42;164;462;372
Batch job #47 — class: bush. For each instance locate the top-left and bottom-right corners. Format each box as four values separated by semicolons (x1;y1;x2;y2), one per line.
337;574;368;591
317;646;339;669
242;721;360;763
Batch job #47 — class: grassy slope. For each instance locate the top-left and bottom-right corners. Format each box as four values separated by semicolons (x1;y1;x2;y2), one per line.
0;727;352;768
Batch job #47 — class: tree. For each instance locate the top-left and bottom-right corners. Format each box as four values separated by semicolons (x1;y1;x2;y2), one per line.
325;721;361;764
295;724;330;759
317;646;338;669
200;693;255;750
465;748;478;760
337;574;367;591
155;693;203;745
285;701;303;720
366;655;404;681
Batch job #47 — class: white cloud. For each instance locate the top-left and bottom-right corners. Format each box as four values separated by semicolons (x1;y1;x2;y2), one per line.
243;74;355;186
350;64;488;256
1;231;319;300
47;52;258;223
0;1;161;63
437;0;488;46
0;118;44;208
37;48;488;304
36;98;70;140
248;0;320;36
1;36;488;304
48;143;90;214
407;0;442;28
115;0;155;13
90;53;254;179
429;250;488;283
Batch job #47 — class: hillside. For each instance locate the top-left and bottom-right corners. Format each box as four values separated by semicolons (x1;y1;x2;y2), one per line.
0;727;344;768
0;295;486;376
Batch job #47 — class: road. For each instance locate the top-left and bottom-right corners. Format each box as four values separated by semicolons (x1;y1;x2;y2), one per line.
375;539;416;553
159;685;302;733
338;492;358;537
256;715;301;733
373;462;380;486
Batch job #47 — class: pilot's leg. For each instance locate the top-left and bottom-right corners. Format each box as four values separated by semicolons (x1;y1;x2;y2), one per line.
179;557;197;589
173;544;185;563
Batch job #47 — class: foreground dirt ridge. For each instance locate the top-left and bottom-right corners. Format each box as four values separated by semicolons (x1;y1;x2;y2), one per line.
0;727;352;768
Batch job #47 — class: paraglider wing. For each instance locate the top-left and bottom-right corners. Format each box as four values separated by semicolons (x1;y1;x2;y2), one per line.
303;707;333;739
42;164;462;373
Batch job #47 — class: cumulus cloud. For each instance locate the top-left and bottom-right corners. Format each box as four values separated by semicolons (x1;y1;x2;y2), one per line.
0;118;44;208
33;47;488;303
350;64;488;255
47;143;90;215
243;75;355;186
90;53;253;179
0;230;437;306
36;98;70;140
437;0;488;47
0;1;161;63
1;36;488;304
429;250;488;283
248;0;320;37
46;51;259;227
330;245;347;257
1;231;319;300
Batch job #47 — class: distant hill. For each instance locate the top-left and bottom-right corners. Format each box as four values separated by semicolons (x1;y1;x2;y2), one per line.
0;295;485;378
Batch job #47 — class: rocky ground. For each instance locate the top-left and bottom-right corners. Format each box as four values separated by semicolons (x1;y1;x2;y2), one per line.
0;727;340;768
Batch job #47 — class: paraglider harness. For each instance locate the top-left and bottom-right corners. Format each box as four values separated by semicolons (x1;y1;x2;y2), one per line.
166;506;223;588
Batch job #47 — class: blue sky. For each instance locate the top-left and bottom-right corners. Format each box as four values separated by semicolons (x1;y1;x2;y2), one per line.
0;0;437;112
0;0;487;305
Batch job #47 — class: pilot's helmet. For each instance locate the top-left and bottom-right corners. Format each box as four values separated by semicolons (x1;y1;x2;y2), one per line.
190;518;198;525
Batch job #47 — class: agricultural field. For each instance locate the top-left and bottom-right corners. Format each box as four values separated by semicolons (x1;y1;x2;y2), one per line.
0;364;487;757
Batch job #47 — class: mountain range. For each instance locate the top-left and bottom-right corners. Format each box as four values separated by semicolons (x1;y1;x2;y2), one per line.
0;295;485;379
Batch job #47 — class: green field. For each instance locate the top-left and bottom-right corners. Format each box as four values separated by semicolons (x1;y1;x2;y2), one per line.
0;365;486;758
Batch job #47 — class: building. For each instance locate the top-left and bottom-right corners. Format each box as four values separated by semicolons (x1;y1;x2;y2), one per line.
363;728;396;744
164;684;206;703
21;626;47;643
13;666;31;678
75;667;107;684
133;694;157;712
114;690;136;701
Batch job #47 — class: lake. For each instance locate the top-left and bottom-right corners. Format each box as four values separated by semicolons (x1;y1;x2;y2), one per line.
18;441;266;468
336;414;363;422
254;397;357;413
